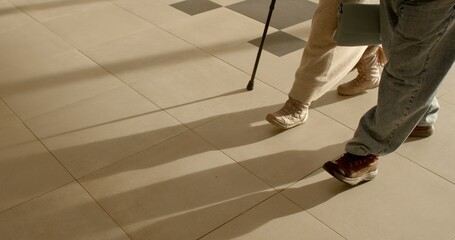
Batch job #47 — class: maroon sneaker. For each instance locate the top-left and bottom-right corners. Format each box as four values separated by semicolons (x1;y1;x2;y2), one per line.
323;153;378;185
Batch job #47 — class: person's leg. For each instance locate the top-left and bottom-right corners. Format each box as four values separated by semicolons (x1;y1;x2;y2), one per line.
267;0;379;129
288;0;369;105
324;0;455;185
408;97;439;137
346;0;455;156
336;45;387;96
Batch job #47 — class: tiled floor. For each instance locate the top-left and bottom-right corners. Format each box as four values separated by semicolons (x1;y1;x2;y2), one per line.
1;0;455;239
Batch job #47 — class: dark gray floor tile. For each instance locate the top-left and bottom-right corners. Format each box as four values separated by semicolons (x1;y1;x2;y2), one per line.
227;0;318;30
171;0;222;16
249;31;306;57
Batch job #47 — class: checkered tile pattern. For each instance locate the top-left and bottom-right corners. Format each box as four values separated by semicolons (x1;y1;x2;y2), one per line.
171;0;318;56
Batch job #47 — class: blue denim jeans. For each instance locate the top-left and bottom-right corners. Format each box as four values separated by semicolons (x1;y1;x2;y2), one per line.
346;0;455;156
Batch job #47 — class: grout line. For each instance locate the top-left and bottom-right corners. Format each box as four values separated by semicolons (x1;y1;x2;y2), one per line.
279;190;349;240
0;100;80;215
4;0;42;24
440;97;455;107
1;96;133;236
396;152;455;185
0;181;74;216
196;191;280;239
109;0;280;92
16;59;129;122
76;180;134;240
73;128;190;180
0;98;76;178
0;98;132;240
3;2;455;239
189;129;275;189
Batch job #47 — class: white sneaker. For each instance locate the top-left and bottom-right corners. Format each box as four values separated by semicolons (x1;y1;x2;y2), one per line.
266;98;309;129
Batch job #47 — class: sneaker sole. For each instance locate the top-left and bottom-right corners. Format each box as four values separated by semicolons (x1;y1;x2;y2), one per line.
266;113;308;130
323;164;378;186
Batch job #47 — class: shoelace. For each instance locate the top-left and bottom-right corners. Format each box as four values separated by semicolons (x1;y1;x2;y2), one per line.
278;99;305;118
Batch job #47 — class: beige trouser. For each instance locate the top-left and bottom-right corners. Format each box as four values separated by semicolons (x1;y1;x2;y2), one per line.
289;0;370;105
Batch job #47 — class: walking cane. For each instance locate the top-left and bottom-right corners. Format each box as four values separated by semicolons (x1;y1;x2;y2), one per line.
246;0;276;91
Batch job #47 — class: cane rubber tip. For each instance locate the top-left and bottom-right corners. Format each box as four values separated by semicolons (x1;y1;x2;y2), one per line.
246;81;254;91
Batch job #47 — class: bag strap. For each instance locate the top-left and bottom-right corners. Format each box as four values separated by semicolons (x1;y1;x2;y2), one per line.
338;0;344;13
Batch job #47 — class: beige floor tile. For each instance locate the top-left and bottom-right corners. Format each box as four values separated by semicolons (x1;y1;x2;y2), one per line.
84;2;274;95
80;131;274;240
0;99;17;129
0;0;35;34
206;40;260;78
194;105;354;189
0;23;74;72
398;100;455;183
436;63;455;100
0;121;73;213
0;182;130;240
439;65;455;104
9;0;111;22
0;50;124;120
283;20;312;41
205;37;302;95
253;48;304;94
312;74;379;130
25;86;187;178
284;154;455;240
200;193;344;240
161;7;295;91
130;53;251;110
82;28;250;111
163;7;269;54
440;90;455;105
112;0;191;26
162;5;310;94
44;4;151;49
0;0;452;238
82;27;189;86
247;23;314;94
166;81;287;129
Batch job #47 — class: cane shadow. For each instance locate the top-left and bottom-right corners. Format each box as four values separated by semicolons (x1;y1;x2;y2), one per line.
40;88;248;140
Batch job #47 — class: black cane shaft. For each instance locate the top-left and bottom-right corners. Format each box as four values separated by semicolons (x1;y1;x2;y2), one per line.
247;0;276;91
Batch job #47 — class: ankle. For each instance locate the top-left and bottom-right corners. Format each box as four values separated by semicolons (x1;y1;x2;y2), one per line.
288;97;309;108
